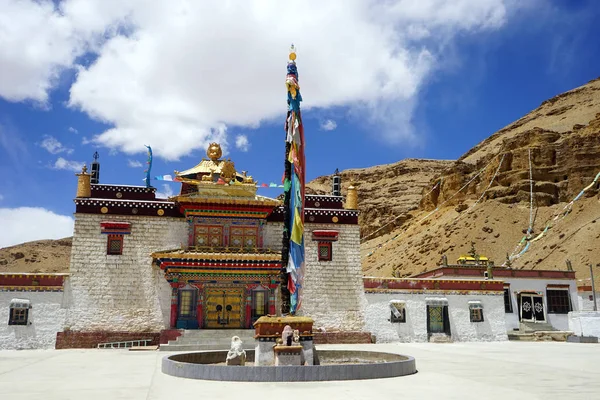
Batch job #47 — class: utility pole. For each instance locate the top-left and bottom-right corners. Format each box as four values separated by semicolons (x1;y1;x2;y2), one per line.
590;264;598;312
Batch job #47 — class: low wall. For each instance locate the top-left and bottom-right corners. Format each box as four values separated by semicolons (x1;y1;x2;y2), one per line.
568;311;600;338
55;331;161;349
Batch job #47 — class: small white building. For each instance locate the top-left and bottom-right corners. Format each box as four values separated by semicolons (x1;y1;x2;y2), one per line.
0;273;68;350
364;277;508;342
412;265;578;332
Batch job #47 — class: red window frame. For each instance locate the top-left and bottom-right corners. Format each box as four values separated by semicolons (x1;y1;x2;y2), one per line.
318;241;332;262
107;234;124;255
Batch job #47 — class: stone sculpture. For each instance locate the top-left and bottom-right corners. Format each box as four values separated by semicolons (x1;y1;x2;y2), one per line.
292;329;300;345
226;336;246;366
282;325;293;346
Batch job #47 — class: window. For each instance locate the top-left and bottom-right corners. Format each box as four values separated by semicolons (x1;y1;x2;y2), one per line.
8;299;31;326
504;288;513;313
390;302;406;323
252;290;268;319
178;290;196;317
546;289;572;314
318;242;332;261
195;225;223;247
469;301;484;322
230;226;258;249
107;235;123;255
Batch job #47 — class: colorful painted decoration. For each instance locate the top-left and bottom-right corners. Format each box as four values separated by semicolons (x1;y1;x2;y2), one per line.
283;44;306;315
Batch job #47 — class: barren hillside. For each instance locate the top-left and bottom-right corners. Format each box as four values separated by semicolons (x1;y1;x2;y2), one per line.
306;159;453;238
0;238;71;273
364;77;600;287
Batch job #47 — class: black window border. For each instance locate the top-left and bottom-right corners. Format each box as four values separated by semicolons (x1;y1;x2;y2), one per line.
504;288;513;313
469;307;484;323
8;307;30;326
546;289;572;314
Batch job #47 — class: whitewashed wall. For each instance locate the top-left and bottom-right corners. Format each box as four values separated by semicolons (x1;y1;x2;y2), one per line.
577;290;600;311
502;277;578;331
568;311;600;337
365;292;508;343
264;222;283;251
299;223;367;331
65;214;187;332
0;291;67;350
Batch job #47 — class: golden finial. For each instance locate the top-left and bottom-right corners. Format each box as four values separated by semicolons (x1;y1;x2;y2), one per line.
289;44;297;61
206;143;223;161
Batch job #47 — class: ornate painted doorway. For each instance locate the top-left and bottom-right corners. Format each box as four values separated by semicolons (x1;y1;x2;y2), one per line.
426;305;451;338
176;285;199;329
520;294;545;322
204;288;244;328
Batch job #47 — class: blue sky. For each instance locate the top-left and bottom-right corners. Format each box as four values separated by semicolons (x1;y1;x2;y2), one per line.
0;0;599;248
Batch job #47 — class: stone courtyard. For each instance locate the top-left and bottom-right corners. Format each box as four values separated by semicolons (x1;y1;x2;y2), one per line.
1;342;598;399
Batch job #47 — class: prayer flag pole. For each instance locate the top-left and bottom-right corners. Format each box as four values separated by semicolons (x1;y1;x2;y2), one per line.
280;44;305;315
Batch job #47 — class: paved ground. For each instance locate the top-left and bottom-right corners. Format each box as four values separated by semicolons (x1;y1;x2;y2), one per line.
0;342;598;399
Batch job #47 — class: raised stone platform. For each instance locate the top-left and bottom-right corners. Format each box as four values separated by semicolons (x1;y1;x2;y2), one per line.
162;349;417;381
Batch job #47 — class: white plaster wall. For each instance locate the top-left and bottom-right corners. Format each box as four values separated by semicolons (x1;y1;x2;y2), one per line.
568;311;600;337
65;214;187;332
0;291;67;349
502;277;578;331
264;222;283;251
365;292;508;343
578;291;600;311
299;223;367;332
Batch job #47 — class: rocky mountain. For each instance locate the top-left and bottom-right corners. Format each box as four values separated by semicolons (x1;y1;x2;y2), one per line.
306;159;453;239
0;238;72;273
363;77;600;287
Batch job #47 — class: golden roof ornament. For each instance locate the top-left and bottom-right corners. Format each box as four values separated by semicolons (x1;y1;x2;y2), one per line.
207;142;222;161
220;160;236;182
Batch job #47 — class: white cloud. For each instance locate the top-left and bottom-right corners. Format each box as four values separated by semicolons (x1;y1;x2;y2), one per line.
39;135;73;154
68;127;79;134
53;157;85;172
235;135;250;152
0;207;74;249
128;159;143;168
155;183;174;199
0;0;520;158
320;120;337;131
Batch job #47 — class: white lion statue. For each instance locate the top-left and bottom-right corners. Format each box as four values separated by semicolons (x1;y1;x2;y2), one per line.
226;336;246;366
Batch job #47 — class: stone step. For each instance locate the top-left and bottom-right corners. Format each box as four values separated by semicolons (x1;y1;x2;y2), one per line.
519;322;555;332
509;331;573;342
167;329;257;347
171;338;255;345
159;342;257;352
179;329;255;338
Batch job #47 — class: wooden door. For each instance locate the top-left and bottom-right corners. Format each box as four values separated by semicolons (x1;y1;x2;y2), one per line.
427;305;445;334
532;295;546;322
204;288;243;328
520;295;534;322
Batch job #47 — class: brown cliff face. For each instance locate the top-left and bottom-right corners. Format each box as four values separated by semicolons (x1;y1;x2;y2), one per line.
364;77;600;287
0;238;72;273
306;159;454;239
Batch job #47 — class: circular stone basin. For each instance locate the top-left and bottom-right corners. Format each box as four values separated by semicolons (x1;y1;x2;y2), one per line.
162;350;416;382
